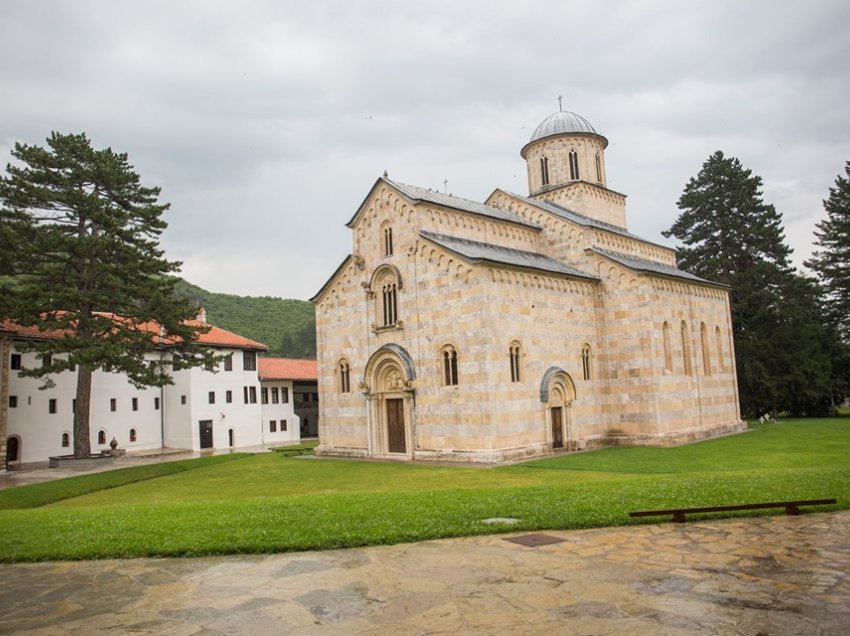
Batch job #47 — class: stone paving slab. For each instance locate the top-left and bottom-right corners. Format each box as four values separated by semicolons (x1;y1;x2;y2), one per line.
1;511;848;635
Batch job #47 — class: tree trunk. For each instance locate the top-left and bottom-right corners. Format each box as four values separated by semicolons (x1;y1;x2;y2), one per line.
73;363;93;458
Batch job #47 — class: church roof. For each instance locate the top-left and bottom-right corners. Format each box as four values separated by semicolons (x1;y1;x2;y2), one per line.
508;191;631;234
421;231;598;281
589;248;727;287
525;110;609;149
346;177;540;230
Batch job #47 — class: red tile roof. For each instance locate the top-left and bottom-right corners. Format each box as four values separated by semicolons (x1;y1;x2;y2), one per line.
258;357;318;381
0;317;267;351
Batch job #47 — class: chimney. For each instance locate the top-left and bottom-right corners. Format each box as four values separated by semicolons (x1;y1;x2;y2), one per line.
197;307;207;323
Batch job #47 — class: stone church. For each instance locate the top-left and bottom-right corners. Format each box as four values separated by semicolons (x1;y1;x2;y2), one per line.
311;108;745;463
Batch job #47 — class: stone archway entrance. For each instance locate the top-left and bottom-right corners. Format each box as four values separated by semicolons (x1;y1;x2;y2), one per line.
363;344;416;458
540;367;576;451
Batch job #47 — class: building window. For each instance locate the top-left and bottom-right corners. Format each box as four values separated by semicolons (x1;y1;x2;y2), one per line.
48;398;57;414
383;224;394;257
10;353;21;370
9;395;18;408
700;322;712;376
61;432;70;448
243;387;249;404
261;387;268;404
281;419;287;432
596;152;603;183
442;346;459;386
382;281;398;326
110;398;117;412
581;344;592;381
132;397;138;411
154;397;160;410
715;326;725;372
271;387;279;403
243;351;257;371
569;149;579;180
224;354;233;371
540;156;550;186
209;391;216;404
270;420;277;433
181;395;187;405
663;321;673;373
282;388;289;403
339;360;351;393
226;390;232;403
249;386;257;404
97;430;106;445
42;354;52;368
69;360;76;372
129;428;137;442
681;321;693;376
509;342;521;383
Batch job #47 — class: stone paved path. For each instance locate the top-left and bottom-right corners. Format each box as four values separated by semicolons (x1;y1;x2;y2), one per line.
1;511;848;635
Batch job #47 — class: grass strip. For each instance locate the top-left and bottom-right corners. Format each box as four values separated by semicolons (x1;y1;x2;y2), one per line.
0;466;845;562
0;453;251;510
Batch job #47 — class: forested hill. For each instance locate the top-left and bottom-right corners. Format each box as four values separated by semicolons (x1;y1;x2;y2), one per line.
173;279;316;359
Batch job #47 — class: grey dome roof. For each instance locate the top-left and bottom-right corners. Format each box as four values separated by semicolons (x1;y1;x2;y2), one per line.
529;110;600;143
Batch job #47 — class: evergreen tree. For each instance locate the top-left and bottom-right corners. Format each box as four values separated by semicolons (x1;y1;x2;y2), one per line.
806;162;850;343
665;151;832;416
0;132;219;457
805;161;850;405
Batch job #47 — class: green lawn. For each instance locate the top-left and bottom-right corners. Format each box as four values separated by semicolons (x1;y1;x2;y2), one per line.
0;419;847;562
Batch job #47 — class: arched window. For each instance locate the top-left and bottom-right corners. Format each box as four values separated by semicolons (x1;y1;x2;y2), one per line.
681;321;693;376
595;152;603;183
442;346;459;386
662;321;673;372
61;432;70;448
509;341;522;383
700;322;711;375
569;149;579;180
715;326;725;372
382;281;397;326
339;360;351;393
382;223;393;257
97;430;106;445
581;344;592;381
540;156;550;186
129;428;137;442
371;266;402;331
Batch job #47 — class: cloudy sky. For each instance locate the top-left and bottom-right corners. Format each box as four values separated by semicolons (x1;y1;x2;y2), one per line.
2;0;849;299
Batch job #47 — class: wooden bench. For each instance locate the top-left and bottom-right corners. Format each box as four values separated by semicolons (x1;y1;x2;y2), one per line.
629;499;837;523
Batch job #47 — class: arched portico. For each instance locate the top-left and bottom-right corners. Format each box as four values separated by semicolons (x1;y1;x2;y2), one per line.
540;367;576;450
362;344;416;458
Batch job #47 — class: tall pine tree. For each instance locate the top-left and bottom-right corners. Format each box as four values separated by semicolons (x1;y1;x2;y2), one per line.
806;162;850;342
665;151;832;416
0;132;219;457
805;161;850;405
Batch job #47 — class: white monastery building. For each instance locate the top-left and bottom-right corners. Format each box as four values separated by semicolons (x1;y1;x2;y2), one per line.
0;317;317;465
312;107;746;463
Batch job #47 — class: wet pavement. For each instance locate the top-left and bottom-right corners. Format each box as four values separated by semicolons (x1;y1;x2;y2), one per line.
1;511;848;635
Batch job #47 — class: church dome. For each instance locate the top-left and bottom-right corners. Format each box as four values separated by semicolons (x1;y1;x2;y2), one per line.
529;110;601;143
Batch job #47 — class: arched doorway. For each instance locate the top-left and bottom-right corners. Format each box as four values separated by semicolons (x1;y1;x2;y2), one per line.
363;344;416;458
6;436;20;467
540;367;576;451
